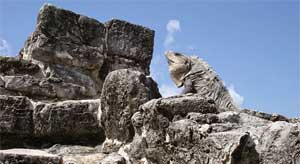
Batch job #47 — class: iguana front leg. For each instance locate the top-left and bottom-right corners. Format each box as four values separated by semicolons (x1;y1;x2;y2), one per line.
181;78;196;94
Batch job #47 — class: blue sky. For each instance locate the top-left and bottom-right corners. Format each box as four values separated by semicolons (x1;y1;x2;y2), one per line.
0;0;299;117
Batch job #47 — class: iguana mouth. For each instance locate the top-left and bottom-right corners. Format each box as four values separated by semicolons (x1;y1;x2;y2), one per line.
167;58;175;64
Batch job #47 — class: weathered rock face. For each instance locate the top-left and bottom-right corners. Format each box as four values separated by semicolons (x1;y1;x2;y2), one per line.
0;4;299;164
0;95;36;149
119;95;299;164
0;57;43;97
0;95;104;149
44;145;124;164
0;56;41;76
2;74;93;100
33;99;104;146
21;4;106;72
105;19;154;75
143;95;219;120
258;121;300;164
46;145;106;164
8;4;154;101
0;95;33;136
240;108;289;122
0;4;156;163
100;69;161;152
99;153;126;164
0;149;62;164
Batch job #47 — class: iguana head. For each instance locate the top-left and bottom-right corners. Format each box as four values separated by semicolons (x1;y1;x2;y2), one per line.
165;51;191;87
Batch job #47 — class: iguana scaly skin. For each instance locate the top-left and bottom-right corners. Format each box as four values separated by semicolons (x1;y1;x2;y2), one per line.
165;51;238;111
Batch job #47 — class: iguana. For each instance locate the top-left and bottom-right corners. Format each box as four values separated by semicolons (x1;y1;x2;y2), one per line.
165;51;238;111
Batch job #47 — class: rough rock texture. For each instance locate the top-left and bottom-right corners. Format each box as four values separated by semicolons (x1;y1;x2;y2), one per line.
0;95;35;148
33;99;104;146
290;118;300;123
2;74;93;100
100;69;161;152
43;144;127;164
0;149;62;164
0;4;156;163
241;108;289;122
165;51;238;111
46;144;106;164
0;95;33;135
0;4;299;164
105;19;154;75
0;56;41;76
142;95;219;120
16;4;154;101
0;95;104;149
99;153;126;164
0;57;43;98
0;54;101;101
119;96;299;164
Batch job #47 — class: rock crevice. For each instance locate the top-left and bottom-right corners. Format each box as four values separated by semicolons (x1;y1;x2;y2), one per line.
15;3;155;101
0;4;298;164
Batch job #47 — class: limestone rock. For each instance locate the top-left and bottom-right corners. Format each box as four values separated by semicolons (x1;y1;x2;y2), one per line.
0;87;20;97
45;145;126;164
0;57;43;97
167;119;209;146
2;75;93;100
141;95;218;122
100;69;160;152
0;4;298;164
0;56;41;76
126;96;218;156
186;112;219;124
105;19;154;75
0;149;62;164
100;153;126;164
241;108;289;122
18;4;105;99
0;95;104;148
0;57;98;101
290;118;300;123
33;99;104;146
0;77;4;87
21;4;106;70
258;121;300;164
17;4;155;101
122;96;299;164
0;95;34;149
46;144;106;164
234;113;300;164
120;96;218;162
0;95;33;135
152;129;259;164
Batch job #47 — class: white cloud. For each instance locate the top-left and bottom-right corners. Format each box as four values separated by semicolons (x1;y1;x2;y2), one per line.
166;20;181;33
164;34;175;48
164;19;181;48
0;39;10;55
228;84;244;107
159;84;182;97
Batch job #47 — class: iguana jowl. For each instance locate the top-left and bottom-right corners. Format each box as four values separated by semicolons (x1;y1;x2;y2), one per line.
165;51;238;111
